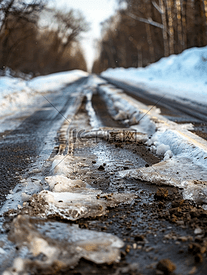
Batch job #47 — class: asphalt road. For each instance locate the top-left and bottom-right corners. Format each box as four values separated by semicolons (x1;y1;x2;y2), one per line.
1;76;207;275
0;77;88;208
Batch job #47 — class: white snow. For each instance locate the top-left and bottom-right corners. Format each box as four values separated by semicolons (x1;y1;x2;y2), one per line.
102;46;207;105
156;144;170;156
0;70;88;117
27;70;88;93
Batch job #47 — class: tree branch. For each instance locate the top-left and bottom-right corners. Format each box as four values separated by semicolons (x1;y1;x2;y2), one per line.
152;1;164;14
127;12;163;29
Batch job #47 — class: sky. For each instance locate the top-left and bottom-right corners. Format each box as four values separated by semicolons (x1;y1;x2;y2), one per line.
51;0;117;71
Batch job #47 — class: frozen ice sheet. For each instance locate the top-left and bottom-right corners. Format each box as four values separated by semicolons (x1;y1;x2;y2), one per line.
27;190;135;221
119;156;207;205
45;175;88;192
4;215;124;274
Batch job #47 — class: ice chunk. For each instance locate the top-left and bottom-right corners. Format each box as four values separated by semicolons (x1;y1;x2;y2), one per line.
0;248;6;254
119;158;207;207
5;215;124;274
194;227;203;235
26;190;135;221
51;155;74;175
156;144;170;156
164;150;173;161
12;258;25;273
182;180;207;205
21;192;31;202
45;175;87;192
114;110;129;121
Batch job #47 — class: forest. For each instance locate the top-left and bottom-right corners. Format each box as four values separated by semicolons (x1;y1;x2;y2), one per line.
92;0;207;73
1;0;207;76
0;0;88;75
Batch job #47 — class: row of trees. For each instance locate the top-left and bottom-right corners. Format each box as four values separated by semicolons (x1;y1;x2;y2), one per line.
92;0;207;73
0;0;88;75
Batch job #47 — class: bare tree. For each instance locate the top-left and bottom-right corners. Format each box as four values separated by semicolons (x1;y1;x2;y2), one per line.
0;2;88;74
0;0;46;70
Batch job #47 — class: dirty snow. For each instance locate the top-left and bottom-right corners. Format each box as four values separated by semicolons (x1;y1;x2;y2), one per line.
2;73;207;273
3;215;124;274
98;81;207;207
102;46;207;105
0;70;88;117
1;79;137;273
25;153;135;221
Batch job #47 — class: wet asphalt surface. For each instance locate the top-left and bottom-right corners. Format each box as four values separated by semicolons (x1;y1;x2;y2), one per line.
1;78;207;274
60;92;207;275
0;77;87;209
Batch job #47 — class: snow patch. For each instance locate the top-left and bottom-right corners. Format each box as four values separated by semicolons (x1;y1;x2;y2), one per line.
0;70;88;117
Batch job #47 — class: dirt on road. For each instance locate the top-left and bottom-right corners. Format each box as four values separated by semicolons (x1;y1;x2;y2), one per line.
1;80;207;275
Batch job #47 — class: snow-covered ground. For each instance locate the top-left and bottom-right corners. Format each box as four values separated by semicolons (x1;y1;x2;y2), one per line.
0;70;88;117
102;46;207;105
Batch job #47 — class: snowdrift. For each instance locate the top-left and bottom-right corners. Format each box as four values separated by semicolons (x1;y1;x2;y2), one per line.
102;46;207;105
0;70;88;117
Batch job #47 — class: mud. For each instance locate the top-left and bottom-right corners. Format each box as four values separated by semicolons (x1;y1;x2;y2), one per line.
59;93;207;275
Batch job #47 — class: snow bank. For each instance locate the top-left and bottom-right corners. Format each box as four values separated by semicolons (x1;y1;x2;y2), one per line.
102;46;207;105
99;82;207;207
99;84;156;135
28;70;88;93
0;70;88;117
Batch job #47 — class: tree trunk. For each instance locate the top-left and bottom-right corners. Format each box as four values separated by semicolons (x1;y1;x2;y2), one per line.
175;0;183;52
137;45;143;67
200;0;207;45
159;0;169;56
145;23;155;63
166;0;174;55
146;0;155;63
182;0;187;50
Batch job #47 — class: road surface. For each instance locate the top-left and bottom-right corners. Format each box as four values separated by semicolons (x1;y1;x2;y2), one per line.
1;76;207;275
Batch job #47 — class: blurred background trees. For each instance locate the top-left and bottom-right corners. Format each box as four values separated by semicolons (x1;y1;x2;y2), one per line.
92;0;207;73
1;0;207;76
0;0;88;75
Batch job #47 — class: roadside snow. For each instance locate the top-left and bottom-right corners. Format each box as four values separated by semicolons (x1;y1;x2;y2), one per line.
0;70;88;117
102;46;207;105
99;82;207;207
27;70;88;93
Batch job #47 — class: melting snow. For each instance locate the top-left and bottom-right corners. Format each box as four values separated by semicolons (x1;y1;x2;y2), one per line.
4;215;124;274
98;79;207;207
